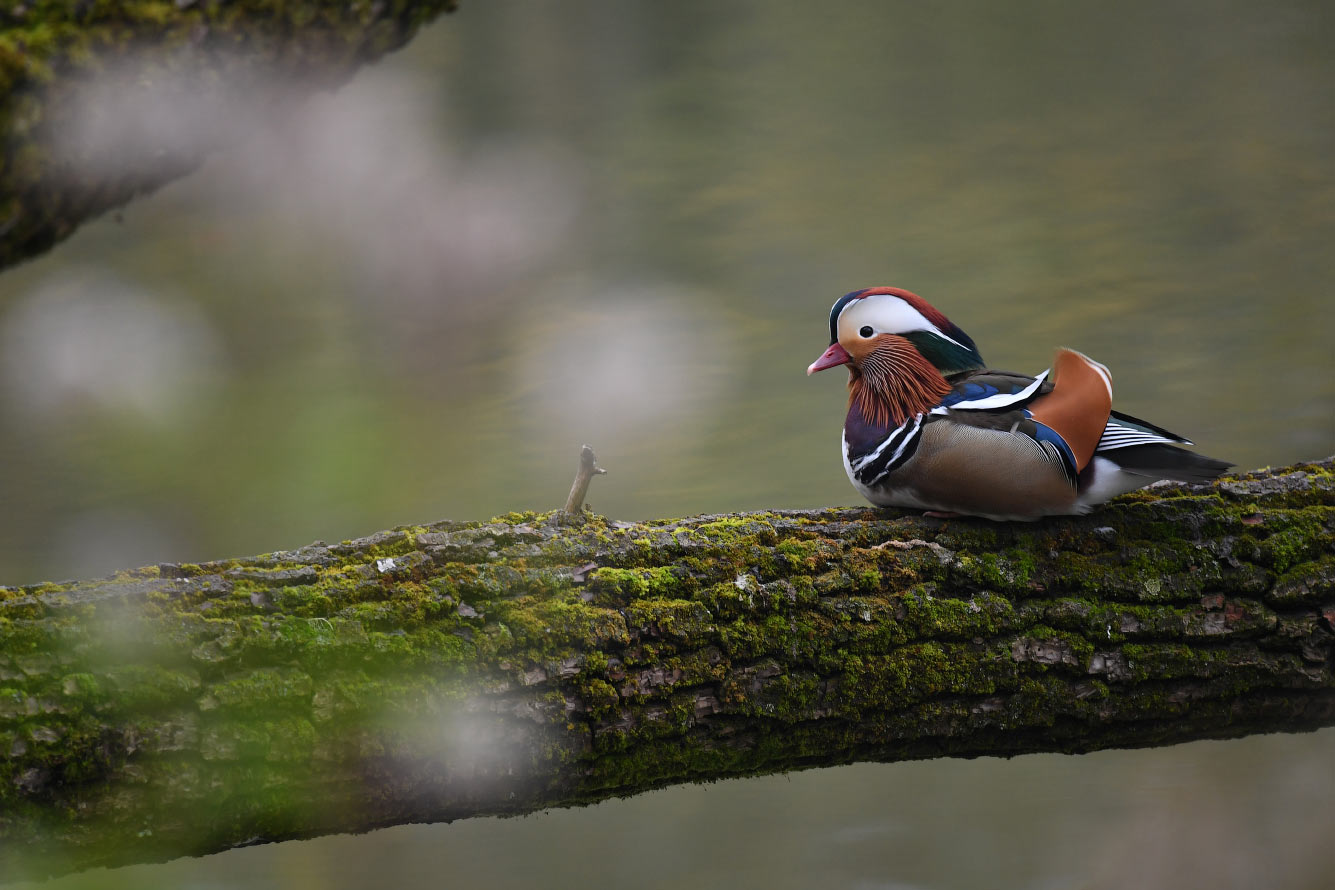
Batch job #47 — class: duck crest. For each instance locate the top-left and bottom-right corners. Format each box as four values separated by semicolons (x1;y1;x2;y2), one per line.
848;335;953;429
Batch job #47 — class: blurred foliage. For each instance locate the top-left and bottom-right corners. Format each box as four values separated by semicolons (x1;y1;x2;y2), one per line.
0;0;459;266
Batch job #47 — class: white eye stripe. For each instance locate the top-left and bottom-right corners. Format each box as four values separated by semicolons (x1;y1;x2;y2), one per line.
838;294;955;344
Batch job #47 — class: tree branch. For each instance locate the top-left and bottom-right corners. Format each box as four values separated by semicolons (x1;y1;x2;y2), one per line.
562;444;606;518
2;459;1333;878
0;0;458;270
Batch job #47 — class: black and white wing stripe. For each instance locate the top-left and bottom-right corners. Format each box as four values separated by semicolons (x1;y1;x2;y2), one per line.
1096;410;1194;452
930;370;1049;414
850;414;925;486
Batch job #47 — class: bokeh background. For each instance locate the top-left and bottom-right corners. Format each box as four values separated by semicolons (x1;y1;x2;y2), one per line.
2;2;1333;888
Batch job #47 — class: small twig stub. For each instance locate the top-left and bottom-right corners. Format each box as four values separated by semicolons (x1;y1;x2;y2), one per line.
563;444;607;518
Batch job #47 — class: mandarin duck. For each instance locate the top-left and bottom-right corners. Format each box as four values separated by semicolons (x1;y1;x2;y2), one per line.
807;286;1231;520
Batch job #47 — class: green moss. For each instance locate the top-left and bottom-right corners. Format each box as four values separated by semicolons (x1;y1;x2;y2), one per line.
957;552;1023;589
206;668;313;714
623;599;714;643
750;670;823;722
102;665;202;711
1012;625;1095;671
1270;555;1335;605
1003;676;1096;726
776;538;826;570
1038;597;1275;642
588;566;683;601
492;596;628;655
200;717;317;762
898;587;1015;640
17;581;73;598
59;673;101;701
855;569;881;591
1040;542;1217;602
717;609;837;667
0;687;27;721
0;616;57;654
495;510;544;525
581;678;620;719
1256;509;1328;573
690;515;780;548
1122;642;1229;682
835;641;1015;713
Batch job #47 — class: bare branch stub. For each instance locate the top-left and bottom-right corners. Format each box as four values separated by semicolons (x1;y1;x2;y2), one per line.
562;444;607;518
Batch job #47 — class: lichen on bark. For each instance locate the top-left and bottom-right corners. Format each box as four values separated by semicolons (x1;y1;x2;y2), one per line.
1;459;1333;879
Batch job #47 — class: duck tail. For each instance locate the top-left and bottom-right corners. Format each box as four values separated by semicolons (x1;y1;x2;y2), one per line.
1097;443;1233;483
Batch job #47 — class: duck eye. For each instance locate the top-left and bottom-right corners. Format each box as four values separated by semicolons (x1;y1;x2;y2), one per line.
859;325;874;338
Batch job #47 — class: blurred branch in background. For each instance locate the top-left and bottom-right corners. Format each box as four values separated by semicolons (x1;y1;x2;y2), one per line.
2;459;1332;880
0;0;458;270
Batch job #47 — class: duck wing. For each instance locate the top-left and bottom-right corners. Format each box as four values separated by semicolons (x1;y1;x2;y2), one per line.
927;349;1115;486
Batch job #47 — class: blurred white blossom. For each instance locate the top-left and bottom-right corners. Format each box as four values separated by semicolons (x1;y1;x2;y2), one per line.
54;58;581;351
206;69;581;311
513;283;735;449
1;270;224;423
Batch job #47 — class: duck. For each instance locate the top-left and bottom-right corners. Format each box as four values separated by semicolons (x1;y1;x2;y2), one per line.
806;286;1232;520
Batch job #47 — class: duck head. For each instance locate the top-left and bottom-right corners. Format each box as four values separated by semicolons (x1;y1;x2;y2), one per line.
806;286;984;377
807;287;985;427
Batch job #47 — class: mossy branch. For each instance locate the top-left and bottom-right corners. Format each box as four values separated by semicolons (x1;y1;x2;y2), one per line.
0;0;458;270
2;459;1334;879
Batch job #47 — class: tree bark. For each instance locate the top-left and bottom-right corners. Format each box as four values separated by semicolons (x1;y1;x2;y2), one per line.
2;459;1333;878
0;0;458;271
